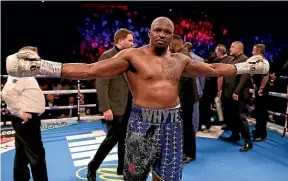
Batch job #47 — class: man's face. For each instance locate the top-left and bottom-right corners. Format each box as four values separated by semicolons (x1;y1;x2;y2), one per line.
252;46;259;56
69;97;74;104
119;34;134;49
149;20;173;49
46;94;55;102
229;43;239;56
184;45;189;52
169;40;177;53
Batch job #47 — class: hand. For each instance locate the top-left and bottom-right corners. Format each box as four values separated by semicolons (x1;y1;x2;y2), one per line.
253;84;257;89
217;90;222;98
103;109;113;121
6;48;62;77
22;113;32;124
270;73;276;80
258;89;264;96
234;55;269;75
232;93;239;101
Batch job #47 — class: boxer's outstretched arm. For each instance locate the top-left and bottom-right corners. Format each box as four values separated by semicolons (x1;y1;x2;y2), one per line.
183;55;269;77
183;59;236;77
61;49;131;79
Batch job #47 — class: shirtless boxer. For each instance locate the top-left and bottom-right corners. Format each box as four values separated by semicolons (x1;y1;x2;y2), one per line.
6;17;269;181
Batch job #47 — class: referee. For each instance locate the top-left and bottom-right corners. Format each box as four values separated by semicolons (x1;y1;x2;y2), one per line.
2;46;48;181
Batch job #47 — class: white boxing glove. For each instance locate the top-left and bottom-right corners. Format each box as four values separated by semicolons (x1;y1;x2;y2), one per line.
234;55;270;75
6;49;62;77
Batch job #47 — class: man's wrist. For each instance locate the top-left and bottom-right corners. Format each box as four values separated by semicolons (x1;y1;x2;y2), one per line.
40;59;62;77
16;110;24;119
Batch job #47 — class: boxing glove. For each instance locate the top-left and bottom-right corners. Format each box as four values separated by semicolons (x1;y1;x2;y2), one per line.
6;50;62;77
234;55;269;75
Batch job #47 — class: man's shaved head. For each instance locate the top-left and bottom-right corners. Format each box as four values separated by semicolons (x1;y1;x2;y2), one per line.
151;17;174;32
230;41;244;56
149;16;175;51
170;34;184;53
233;41;244;51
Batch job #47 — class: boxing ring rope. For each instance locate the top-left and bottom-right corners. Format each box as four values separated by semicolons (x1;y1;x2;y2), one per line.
42;89;97;94
248;85;288;137
0;89;97;97
44;104;97;110
1;74;287;135
1;75;64;78
279;76;288;80
210;83;288;137
0;75;104;130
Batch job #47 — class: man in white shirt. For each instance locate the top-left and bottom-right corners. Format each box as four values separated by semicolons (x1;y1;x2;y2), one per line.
2;46;48;181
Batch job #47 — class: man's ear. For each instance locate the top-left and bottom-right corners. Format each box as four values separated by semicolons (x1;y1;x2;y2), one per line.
148;30;151;38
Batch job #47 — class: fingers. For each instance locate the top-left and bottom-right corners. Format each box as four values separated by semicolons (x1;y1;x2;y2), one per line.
232;94;239;101
22;113;32;124
27;114;32;119
22;119;28;124
104;114;113;121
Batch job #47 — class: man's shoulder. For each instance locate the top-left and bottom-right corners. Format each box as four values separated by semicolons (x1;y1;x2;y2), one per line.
125;46;147;58
190;52;204;61
221;55;234;63
102;47;117;56
173;52;191;66
240;53;249;60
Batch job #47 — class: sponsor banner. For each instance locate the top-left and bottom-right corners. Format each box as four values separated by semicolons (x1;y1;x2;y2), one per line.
248;118;285;135
0;137;14;144
0;137;15;154
41;119;78;131
0;128;15;138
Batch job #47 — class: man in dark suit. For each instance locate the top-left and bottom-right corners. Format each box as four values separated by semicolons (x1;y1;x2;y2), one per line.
170;34;199;163
221;41;253;152
200;45;234;132
215;44;234;130
87;28;134;181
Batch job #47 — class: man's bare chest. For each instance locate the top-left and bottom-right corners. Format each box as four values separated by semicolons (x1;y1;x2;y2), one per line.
132;55;184;81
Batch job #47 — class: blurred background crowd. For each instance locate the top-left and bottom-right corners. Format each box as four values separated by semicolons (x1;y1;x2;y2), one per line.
1;2;287;127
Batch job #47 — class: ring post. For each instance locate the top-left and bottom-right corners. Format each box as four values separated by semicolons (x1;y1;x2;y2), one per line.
282;85;288;137
77;80;80;122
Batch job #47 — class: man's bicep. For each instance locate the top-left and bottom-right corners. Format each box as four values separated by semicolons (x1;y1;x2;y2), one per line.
62;49;131;79
184;59;216;77
89;50;131;78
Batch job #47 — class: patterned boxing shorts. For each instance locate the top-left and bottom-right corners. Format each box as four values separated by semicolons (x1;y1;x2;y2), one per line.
124;104;183;181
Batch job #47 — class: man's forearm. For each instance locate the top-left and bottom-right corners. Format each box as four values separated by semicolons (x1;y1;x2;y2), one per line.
184;61;237;78
260;75;269;89
210;63;237;77
184;55;269;78
217;77;223;91
61;63;94;79
61;59;128;80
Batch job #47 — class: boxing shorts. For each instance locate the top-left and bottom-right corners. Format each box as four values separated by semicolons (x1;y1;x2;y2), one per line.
124;104;183;181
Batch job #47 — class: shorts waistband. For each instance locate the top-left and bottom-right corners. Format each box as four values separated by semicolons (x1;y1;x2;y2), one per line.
131;104;181;124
